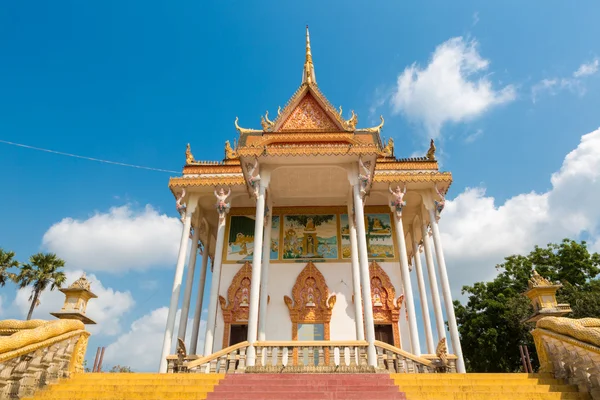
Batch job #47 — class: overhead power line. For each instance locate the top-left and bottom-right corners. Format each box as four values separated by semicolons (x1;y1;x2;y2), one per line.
0;139;179;174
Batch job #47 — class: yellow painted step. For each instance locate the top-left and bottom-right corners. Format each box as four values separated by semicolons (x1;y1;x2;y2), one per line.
398;384;579;393
395;393;585;400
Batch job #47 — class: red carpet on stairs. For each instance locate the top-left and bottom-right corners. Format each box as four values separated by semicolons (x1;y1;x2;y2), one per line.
206;374;407;400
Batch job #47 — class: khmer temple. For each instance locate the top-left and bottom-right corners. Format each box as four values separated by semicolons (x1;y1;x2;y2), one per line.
2;27;598;400
161;26;465;374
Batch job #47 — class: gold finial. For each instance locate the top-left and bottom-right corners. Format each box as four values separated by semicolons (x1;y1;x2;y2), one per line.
302;25;316;85
225;140;238;160
362;115;385;133
426;139;436;160
185;143;195;164
380;136;394;157
234;117;261;134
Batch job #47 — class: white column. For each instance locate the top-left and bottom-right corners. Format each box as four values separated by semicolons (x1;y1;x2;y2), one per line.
411;224;434;354
258;194;273;341
203;194;230;358
246;180;268;366
352;183;376;366
347;198;365;341
177;226;200;341
158;195;198;373
190;233;211;355
428;207;466;373
420;209;445;345
393;211;421;356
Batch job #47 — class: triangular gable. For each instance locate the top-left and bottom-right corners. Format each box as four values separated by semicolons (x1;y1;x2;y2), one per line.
271;84;350;133
280;92;340;132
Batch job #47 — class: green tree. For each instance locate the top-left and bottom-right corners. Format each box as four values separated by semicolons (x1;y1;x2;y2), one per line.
109;365;133;373
13;253;67;320
454;239;600;372
0;248;19;287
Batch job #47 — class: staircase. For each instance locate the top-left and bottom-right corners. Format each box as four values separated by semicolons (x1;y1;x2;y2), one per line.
392;373;590;400
207;373;405;399
25;372;590;400
25;373;224;400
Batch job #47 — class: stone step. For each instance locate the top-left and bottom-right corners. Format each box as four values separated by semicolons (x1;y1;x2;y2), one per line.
391;373;554;379
394;378;564;386
397;392;585;400
206;392;407;400
214;384;401;392
397;384;579;393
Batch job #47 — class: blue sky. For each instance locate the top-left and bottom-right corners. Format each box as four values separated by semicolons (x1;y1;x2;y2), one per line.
1;1;600;370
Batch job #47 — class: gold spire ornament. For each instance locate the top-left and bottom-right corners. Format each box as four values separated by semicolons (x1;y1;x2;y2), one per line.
426;139;436;160
380;137;394;157
234;117;261;134
224;140;238;160
302;25;316;85
362;115;385;133
343;110;358;130
185;143;195;164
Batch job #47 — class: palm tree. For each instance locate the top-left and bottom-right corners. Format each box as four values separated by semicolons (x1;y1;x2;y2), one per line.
0;248;19;287
14;253;67;320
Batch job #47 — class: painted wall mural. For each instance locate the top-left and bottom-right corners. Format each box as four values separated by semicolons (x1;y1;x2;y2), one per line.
225;209;395;262
283;214;338;260
227;215;256;262
227;215;280;262
340;213;395;259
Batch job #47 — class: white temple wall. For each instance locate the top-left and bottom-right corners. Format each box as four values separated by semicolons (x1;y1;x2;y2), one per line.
213;260;412;352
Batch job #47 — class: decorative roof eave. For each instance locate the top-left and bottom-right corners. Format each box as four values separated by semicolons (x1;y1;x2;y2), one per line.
236;144;380;158
376;161;439;171
169;175;246;189
241;132;367;148
183;164;243;175
373;171;452;185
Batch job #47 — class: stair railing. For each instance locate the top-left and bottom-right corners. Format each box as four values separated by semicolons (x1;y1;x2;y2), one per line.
0;319;89;399
183;341;250;374
374;341;446;373
250;340;370;373
532;317;600;399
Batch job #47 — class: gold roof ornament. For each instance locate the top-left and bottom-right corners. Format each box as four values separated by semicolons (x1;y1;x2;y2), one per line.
185;143;195;165
426;139;436;160
362;115;385;134
380;137;394;158
343;110;358;130
302;25;316;85
69;273;91;291
224;140;238;160
528;269;553;289
234;117;262;134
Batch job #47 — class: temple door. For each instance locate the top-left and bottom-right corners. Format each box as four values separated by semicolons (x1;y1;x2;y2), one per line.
374;324;394;346
229;324;248;346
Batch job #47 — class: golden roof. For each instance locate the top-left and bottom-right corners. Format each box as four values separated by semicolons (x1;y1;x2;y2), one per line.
169;28;451;193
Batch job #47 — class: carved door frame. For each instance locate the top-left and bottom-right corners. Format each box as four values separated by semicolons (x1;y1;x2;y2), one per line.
219;261;252;349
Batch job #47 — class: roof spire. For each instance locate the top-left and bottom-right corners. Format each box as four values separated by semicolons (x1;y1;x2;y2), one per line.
302;25;316;85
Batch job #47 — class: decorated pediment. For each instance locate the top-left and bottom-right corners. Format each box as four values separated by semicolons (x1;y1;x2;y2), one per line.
279;93;340;132
219;261;252;323
284;261;335;323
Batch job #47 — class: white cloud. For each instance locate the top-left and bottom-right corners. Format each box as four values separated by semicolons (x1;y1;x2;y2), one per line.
442;127;600;294
465;129;483;143
42;205;181;273
472;12;480;26
532;58;598;102
102;307;204;372
390;37;515;139
573;58;599;78
12;270;134;336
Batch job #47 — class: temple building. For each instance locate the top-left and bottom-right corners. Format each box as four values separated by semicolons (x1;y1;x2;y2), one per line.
160;27;465;373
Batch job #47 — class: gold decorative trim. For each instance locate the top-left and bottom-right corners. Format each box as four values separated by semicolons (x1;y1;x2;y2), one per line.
69;331;90;374
220;262;252;348
368;261;402;348
376;162;439;171
169;176;246;188
285;261;335;340
183;165;243;175
373;172;453;184
237;145;379;158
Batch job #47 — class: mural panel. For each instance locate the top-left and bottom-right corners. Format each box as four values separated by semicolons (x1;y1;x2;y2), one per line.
226;215;256;262
340;213;395;259
283;214;338;260
226;215;280;262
